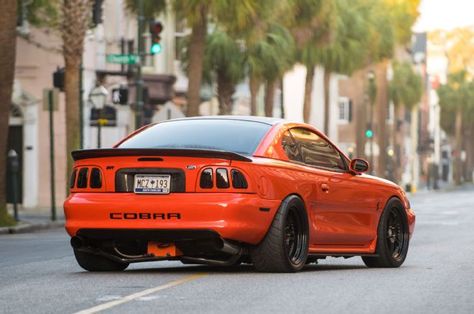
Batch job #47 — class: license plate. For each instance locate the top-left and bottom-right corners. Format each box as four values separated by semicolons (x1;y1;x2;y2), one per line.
134;174;171;194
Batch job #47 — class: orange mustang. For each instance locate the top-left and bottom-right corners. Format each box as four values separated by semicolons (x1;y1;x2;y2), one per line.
64;116;415;272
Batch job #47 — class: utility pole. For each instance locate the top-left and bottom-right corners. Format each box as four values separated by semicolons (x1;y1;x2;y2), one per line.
135;0;145;129
48;90;56;221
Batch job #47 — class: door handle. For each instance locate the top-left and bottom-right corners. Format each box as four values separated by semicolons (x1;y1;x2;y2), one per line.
321;183;330;193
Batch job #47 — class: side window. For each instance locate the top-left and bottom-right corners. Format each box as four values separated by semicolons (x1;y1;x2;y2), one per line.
289;128;346;171
281;131;302;162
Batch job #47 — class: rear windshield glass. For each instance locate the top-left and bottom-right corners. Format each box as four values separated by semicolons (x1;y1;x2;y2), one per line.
118;119;271;155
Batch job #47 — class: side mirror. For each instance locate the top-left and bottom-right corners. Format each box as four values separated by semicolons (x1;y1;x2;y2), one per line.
350;158;369;174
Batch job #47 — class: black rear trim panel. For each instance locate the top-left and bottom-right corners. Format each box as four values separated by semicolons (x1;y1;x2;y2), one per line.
77;229;221;242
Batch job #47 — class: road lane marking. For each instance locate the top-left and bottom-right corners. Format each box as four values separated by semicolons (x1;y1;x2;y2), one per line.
74;273;207;314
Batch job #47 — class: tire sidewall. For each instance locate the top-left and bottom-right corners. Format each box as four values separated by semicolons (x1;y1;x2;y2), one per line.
280;196;309;271
377;198;410;267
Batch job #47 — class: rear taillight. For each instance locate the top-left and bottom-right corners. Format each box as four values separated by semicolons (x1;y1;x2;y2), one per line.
231;169;248;189
198;168;248;191
77;168;89;188
200;168;213;189
70;167;104;191
89;167;102;188
70;169;77;189
216;168;229;188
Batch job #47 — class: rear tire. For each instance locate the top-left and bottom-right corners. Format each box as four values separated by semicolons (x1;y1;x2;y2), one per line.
362;198;409;268
74;249;129;272
251;195;309;272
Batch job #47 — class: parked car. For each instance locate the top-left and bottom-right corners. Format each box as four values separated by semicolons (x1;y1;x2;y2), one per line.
64;116;415;272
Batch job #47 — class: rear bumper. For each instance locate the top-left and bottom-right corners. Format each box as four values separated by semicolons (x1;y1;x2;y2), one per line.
63;193;281;245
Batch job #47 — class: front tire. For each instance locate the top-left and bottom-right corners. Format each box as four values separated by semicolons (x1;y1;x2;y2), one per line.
74;249;129;272
362;198;410;268
251;195;309;272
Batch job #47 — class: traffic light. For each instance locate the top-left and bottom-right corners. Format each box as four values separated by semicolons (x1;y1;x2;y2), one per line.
92;0;104;27
365;129;374;139
149;21;163;55
111;86;129;105
53;67;65;92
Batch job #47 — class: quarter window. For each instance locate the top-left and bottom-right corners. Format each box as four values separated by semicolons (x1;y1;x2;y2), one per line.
288;128;346;171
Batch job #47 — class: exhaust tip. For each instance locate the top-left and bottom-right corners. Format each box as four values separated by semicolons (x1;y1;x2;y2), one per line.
70;236;84;249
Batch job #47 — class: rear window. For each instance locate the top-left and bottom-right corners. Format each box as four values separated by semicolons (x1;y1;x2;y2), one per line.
118;119;271;155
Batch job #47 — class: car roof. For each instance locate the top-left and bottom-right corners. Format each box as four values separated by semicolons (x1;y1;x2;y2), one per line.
162;115;284;126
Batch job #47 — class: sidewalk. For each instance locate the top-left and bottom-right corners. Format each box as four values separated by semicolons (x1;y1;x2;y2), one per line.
0;206;65;235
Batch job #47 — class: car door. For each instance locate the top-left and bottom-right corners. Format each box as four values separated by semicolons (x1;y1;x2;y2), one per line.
289;128;378;249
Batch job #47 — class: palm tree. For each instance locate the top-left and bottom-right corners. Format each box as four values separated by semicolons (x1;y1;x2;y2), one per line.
0;0;18;226
291;0;336;123
437;71;472;185
389;61;422;183
61;0;91;181
203;29;245;115
315;0;373;134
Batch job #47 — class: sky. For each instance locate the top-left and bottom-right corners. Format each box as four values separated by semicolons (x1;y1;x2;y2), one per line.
414;0;474;31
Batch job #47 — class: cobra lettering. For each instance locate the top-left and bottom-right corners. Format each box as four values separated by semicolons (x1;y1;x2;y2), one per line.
109;212;181;220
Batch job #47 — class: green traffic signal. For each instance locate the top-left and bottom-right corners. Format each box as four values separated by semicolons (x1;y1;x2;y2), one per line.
150;43;162;54
365;129;374;138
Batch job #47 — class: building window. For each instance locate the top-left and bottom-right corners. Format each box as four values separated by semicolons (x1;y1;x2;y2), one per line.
338;97;352;123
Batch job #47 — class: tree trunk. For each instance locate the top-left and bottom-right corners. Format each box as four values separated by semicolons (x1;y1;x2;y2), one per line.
375;61;389;178
392;105;402;184
354;70;367;159
0;0;17;225
303;66;315;123
264;80;276;117
465;123;474;182
61;0;90;186
249;74;260;116
185;5;207;117
64;57;81;179
323;69;331;135
216;71;235;115
453;107;463;185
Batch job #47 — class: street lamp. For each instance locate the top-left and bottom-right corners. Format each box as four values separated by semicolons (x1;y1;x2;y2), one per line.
89;85;108;148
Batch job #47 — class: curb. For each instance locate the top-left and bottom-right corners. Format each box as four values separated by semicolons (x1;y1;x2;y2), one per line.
0;221;64;235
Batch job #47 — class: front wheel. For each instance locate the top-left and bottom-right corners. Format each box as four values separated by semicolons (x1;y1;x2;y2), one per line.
362;198;410;268
74;249;129;272
251;195;309;272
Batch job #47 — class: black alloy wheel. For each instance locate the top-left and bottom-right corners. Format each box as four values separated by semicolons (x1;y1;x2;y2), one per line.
251;195;309;272
362;198;410;268
284;207;307;266
386;208;407;260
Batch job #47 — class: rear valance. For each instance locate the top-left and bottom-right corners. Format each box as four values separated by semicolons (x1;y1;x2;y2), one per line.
71;148;252;162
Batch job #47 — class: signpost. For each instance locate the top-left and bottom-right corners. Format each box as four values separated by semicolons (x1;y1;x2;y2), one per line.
106;54;140;65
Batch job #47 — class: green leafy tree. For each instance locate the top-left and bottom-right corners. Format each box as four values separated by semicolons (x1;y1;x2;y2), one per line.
437;71;474;185
203;29;245;115
291;0;336;123
389;61;422;182
316;0;373;133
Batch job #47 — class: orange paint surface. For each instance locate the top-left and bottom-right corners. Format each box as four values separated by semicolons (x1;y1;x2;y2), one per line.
64;120;415;256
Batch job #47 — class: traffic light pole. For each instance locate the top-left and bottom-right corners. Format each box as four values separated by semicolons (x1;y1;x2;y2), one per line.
135;0;145;130
79;61;84;148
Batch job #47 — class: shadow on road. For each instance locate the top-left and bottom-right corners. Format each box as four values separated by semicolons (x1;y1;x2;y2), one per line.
68;262;368;276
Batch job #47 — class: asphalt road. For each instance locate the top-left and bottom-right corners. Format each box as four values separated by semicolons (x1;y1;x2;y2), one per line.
1;186;473;314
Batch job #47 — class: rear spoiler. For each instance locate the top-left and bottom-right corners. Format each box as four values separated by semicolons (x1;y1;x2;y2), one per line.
71;148;252;162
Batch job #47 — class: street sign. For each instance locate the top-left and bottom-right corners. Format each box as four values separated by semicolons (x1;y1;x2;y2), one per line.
106;54;140;64
42;88;59;111
90;105;117;127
